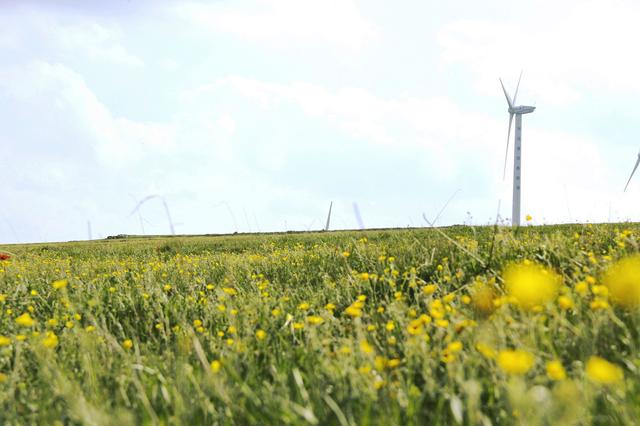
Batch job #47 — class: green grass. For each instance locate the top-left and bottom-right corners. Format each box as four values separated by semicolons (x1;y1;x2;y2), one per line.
0;223;639;425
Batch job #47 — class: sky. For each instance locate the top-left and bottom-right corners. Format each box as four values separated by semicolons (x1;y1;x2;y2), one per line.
1;0;640;243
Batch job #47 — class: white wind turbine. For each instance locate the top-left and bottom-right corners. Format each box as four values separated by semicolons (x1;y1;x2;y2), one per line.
624;150;640;191
500;73;536;227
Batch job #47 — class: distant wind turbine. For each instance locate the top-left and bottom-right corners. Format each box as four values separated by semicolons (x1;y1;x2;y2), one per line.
624;150;640;191
325;201;333;231
500;72;536;227
129;194;176;235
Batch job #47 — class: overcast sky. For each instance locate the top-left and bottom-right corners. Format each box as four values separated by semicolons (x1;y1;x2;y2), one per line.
1;0;640;243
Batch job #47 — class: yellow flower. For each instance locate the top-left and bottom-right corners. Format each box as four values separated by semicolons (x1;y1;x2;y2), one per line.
210;360;222;373
423;284;437;295
271;308;281;317
15;313;35;327
85;325;96;332
344;305;362;318
293;322;304;330
503;262;561;310
325;303;336;311
42;332;58;348
52;279;68;290
526;215;532;221
0;336;10;346
122;339;133;350
385;321;395;331
546;360;566;380
387;358;401;368
557;296;574;310
306;315;324;325
476;343;496;359
586;356;623;385
445;341;463;353
359;272;370;281
360;340;374;354
497;349;535;375
406;319;424;335
297;302;310;311
222;287;237;296
193;319;202;327
601;255;640;309
590;299;610;310
163;284;172;292
341;251;350;258
255;329;267;340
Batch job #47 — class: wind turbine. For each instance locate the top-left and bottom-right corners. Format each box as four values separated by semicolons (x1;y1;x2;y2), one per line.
500;73;536;227
624;150;640;191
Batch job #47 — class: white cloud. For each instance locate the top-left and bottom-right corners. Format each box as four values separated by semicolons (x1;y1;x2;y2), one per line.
175;0;378;50
437;0;640;106
0;8;143;67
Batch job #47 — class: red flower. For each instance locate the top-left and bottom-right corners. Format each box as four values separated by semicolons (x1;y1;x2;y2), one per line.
0;253;10;261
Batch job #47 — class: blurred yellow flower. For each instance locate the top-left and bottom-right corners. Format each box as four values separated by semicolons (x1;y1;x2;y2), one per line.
210;360;222;373
497;349;535;375
503;262;561;310
423;284;437;296
557;296;574;310
42;332;58;349
15;313;35;327
476;343;496;359
122;339;133;350
546;360;566;380
586;356;623;385
297;302;310;311
255;329;267;340
306;316;324;325
601;255;640;309
0;336;10;346
360;340;374;354
52;279;68;290
345;305;362;318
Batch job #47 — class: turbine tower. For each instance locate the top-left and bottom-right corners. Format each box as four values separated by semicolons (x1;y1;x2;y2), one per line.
500;73;536;227
624;150;640;191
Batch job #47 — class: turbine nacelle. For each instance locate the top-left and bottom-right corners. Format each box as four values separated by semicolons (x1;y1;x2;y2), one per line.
509;105;536;115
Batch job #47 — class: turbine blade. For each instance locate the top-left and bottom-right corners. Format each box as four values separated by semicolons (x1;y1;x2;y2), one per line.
499;78;513;109
512;71;523;105
502;113;514;180
624;155;640;191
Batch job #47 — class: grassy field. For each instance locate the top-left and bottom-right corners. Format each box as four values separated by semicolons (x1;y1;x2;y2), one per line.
1;224;640;425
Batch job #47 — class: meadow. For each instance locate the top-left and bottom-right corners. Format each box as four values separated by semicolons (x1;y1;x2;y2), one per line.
1;223;640;425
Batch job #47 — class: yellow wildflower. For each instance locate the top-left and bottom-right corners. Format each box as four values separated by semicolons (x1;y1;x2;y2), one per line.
546;360;566;380
586;356;623;385
52;279;68;290
423;284;437;295
298;302;310;311
601;255;640;309
42;332;58;348
210;360;222;373
497;349;535;375
307;315;324;325
122;339;133;350
360;340;374;354
0;336;10;346
558;296;574;310
503;262;561;310
15;313;35;327
255;329;267;340
476;343;496;359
